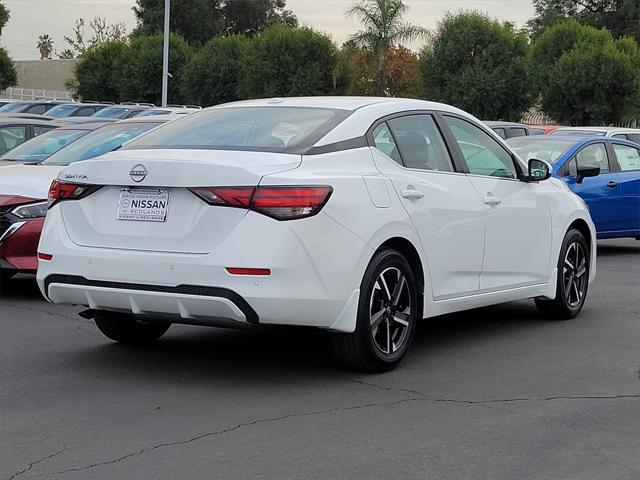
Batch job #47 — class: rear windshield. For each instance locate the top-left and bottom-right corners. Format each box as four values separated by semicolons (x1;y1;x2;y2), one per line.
94;107;131;119
47;105;79;118
507;138;575;164
42;122;163;166
0;128;88;162
0;102;28;113
124;107;348;152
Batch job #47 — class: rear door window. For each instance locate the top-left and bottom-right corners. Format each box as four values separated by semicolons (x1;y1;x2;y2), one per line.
613;144;640;171
387;114;454;172
25;104;47;114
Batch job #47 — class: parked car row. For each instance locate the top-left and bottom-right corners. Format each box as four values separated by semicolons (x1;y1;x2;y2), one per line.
0;97;637;371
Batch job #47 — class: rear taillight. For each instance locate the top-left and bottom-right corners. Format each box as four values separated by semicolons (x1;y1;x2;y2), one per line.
189;187;254;208
48;180;98;208
189;186;333;221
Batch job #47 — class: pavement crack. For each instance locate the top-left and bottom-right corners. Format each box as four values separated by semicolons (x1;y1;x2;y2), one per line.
6;449;65;480
37;397;421;478
2;303;84;324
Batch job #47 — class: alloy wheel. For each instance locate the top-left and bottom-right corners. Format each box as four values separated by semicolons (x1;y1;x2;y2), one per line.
562;241;587;307
369;267;412;355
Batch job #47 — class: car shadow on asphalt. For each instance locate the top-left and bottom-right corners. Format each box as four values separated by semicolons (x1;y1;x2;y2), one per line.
1;239;635;381
595;239;640;256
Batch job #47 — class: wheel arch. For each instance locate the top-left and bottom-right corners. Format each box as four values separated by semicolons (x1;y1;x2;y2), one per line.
568;218;592;253
374;236;425;319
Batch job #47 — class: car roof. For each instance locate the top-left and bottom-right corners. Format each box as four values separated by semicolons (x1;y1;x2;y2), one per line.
484;121;528;128
217;96;468;113
554;126;640;133
507;134;640;148
113;117;171;124
0;118;62;126
55;121;111;131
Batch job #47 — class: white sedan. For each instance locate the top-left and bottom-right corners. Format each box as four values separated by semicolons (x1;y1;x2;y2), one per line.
37;97;596;371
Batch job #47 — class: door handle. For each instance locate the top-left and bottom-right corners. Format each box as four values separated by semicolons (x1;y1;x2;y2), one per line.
483;195;502;206
401;189;424;200
607;181;618;188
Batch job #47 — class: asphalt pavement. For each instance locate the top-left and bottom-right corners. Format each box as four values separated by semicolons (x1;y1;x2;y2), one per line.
1;239;639;480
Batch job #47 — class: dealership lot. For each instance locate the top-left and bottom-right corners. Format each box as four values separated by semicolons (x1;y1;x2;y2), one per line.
0;238;638;479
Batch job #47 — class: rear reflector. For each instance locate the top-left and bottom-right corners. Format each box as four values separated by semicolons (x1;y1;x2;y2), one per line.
189;185;333;221
38;252;53;261
226;267;271;276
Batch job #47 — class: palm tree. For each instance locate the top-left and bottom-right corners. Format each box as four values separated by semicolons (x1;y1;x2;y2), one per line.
37;34;54;60
346;0;427;96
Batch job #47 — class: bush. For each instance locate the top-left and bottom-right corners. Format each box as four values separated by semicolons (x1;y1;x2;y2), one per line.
118;33;193;105
180;35;251;106
72;41;129;102
242;25;337;98
420;12;532;121
542;38;640;124
530;20;640;124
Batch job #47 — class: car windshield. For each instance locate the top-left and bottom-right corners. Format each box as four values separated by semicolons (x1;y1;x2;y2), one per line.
550;129;605;137
42;122;162;166
507;138;575;164
0;102;28;113
0;128;89;162
94;107;131;119
46;105;79;118
125;107;345;152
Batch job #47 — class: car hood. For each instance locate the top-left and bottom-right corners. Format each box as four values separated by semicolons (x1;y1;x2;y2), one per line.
0;164;64;199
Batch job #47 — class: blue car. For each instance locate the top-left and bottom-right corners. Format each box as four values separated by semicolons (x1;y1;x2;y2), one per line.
507;135;640;239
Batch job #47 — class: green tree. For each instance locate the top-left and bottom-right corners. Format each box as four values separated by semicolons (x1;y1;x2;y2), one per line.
0;48;16;90
70;41;130;101
221;0;297;36
180;35;251;106
133;0;223;45
528;18;609;96
0;1;9;36
242;25;338;97
119;33;193;104
528;0;640;42
347;0;426;96
0;2;16;89
540;32;640;124
420;12;532;121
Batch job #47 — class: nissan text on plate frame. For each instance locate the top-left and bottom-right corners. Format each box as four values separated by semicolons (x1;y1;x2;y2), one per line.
37;97;597;372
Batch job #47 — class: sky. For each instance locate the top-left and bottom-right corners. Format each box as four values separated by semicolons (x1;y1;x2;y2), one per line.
3;0;535;60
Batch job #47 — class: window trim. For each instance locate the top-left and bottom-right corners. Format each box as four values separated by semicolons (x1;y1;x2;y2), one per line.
366;109;467;174
440;113;525;181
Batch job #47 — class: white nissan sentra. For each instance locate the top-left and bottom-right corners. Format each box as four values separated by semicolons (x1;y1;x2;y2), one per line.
37;97;596;371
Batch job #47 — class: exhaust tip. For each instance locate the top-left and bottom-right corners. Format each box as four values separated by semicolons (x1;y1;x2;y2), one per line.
78;309;96;320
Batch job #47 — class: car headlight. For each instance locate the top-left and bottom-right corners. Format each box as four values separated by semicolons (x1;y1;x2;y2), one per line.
11;201;48;219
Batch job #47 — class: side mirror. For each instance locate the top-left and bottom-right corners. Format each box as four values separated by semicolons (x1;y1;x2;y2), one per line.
576;164;600;184
528;158;552;182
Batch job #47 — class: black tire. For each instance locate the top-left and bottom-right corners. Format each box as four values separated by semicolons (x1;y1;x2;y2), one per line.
535;228;590;320
94;311;171;344
331;249;418;372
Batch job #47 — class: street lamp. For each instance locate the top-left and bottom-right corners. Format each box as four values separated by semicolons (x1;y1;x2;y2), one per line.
161;0;170;107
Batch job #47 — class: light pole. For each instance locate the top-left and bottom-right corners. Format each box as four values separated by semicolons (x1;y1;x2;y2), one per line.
161;0;170;107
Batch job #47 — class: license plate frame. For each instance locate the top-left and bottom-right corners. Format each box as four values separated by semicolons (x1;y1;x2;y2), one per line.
117;188;170;223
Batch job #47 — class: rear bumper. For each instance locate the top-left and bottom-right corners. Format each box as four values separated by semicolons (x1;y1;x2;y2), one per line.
37;208;372;332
